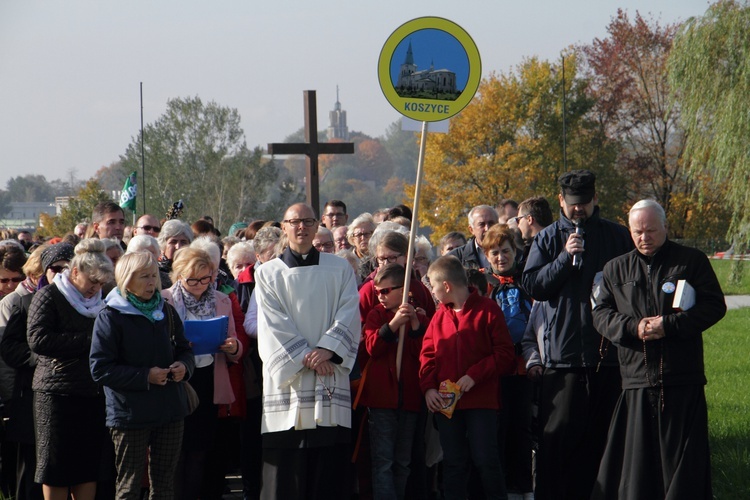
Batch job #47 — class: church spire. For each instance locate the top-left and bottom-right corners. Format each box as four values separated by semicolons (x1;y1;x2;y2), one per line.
404;40;415;65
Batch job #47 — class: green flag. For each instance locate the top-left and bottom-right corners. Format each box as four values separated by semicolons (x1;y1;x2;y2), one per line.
120;172;137;212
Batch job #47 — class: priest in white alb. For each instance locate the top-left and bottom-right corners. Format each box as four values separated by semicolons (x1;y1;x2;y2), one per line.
255;203;360;499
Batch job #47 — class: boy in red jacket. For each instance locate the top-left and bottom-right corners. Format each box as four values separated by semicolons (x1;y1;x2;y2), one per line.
361;263;428;500
420;255;515;500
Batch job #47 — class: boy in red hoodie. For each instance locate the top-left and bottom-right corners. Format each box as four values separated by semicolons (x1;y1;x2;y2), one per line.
361;263;428;500
420;255;515;500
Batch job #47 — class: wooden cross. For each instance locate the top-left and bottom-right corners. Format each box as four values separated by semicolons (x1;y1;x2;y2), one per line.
267;90;354;217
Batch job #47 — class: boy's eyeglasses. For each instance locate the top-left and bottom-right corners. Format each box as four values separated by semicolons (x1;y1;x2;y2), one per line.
377;254;403;265
375;285;404;296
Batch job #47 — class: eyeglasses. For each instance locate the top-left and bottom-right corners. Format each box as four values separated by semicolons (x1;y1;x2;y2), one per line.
323;212;346;219
510;214;528;224
48;265;68;274
314;241;335;250
375;285;404;296
283;218;317;227
414;256;430;264
184;275;212;286
377;254;403;265
0;276;25;284
352;231;373;240
137;225;161;233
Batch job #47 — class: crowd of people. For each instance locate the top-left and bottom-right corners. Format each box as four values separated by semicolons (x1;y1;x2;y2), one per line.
0;168;726;500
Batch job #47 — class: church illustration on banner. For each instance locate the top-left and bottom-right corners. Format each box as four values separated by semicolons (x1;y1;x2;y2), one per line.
395;41;461;101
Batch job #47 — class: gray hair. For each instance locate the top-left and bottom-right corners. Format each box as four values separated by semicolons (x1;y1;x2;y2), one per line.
347;213;376;240
126;234;160;258
253;226;282;255
157;220;194;251
368;221;409;256
414;234;434;261
70;238;114;284
629;199;667;226
468;205;499;227
227;241;255;269
191;236;221;270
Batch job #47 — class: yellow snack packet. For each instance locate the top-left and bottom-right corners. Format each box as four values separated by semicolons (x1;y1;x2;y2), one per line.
437;379;462;418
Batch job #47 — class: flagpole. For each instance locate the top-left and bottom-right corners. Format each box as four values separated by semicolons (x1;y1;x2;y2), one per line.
140;82;146;214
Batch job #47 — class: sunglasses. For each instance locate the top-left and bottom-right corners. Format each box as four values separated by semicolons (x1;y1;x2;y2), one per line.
48;265;68;274
137;225;161;233
375;285;404;296
0;277;25;284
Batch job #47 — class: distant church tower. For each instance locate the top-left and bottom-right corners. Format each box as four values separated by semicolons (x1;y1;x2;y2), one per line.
327;86;349;141
397;41;417;89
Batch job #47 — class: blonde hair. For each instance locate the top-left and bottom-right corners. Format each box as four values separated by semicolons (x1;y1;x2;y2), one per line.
427;255;468;287
115;251;160;298
170;247;214;284
71;239;114;284
22;244;48;280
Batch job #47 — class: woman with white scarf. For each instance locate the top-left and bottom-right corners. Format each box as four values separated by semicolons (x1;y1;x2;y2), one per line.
161;247;242;500
27;239;114;500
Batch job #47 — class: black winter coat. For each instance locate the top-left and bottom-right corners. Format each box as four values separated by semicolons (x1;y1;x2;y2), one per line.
27;284;99;397
592;240;726;388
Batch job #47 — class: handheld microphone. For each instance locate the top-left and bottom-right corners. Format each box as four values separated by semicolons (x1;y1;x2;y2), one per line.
572;219;584;269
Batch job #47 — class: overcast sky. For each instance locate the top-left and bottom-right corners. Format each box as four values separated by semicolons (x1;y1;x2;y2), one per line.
0;0;712;189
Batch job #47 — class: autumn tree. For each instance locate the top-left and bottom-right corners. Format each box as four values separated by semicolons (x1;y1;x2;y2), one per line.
38;180;111;237
579;9;715;238
120;96;282;231
411;55;621;242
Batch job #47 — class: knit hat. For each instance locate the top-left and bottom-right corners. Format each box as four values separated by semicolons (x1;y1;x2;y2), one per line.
228;222;249;237
41;243;75;271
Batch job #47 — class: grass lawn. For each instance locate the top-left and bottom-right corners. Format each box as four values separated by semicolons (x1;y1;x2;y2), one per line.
710;259;750;295
705;307;750;497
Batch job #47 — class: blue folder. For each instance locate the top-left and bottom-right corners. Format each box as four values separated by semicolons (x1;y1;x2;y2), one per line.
183;316;229;355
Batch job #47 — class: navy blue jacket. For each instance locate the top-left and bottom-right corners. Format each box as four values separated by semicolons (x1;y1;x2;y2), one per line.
90;291;195;429
522;208;633;368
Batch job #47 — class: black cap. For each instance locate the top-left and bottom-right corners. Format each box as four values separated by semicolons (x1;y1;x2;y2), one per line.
559;169;596;204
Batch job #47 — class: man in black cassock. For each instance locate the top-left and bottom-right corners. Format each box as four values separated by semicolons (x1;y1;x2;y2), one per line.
591;199;726;499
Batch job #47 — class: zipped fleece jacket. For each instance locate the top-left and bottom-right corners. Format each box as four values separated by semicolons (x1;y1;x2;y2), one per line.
592;240;726;388
419;291;515;410
522;208;633;368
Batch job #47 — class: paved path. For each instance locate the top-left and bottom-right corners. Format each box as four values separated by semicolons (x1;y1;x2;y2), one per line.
725;295;750;310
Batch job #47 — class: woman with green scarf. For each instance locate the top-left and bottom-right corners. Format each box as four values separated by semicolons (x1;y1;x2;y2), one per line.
90;251;195;499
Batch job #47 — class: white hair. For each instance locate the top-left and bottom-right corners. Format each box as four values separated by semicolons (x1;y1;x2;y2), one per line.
190;236;221;270
468;205;499;226
126;234;160;258
629;199;667;226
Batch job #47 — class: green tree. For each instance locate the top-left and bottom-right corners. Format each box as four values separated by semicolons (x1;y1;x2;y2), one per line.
120;96;282;231
38;180;110;237
410;56;621;242
6;175;56;202
668;0;750;245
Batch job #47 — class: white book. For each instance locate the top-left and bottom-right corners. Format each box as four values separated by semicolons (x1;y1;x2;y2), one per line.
672;280;695;311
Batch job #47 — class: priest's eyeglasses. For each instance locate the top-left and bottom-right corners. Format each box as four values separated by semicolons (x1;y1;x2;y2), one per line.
184;275;212;286
283;218;317;227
